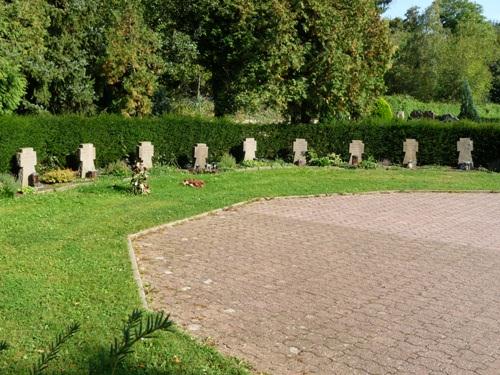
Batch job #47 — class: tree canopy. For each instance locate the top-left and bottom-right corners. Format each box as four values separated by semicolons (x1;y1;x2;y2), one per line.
0;0;496;121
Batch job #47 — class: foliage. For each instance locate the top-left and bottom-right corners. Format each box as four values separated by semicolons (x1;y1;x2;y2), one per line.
376;0;393;13
0;310;172;374
0;59;26;114
1;115;500;173
103;160;132;177
371;98;393;120
165;0;392;121
218;153;237;170
459;80;480;121
359;155;379;169
307;150;345;167
491;59;500;104
31;323;80;375
1;168;500;373
386;0;497;102
40;169;76;184
0;173;19;198
385;94;500;119
130;163;150;195
108;309;173;374
100;2;163;116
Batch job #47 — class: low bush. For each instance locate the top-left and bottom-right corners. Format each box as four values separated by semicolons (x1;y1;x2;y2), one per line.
103;160;131;177
0;173;18;197
372;98;393;120
40;169;76;184
218;153;237;170
308;150;345;167
360;155;378;169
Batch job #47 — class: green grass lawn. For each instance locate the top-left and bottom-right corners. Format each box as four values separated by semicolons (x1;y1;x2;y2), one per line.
1;167;500;374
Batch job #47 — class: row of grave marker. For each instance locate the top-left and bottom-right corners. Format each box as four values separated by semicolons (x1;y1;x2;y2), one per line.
15;137;474;188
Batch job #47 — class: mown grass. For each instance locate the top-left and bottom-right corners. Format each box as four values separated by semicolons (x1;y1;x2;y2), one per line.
385;95;500;120
1;167;500;374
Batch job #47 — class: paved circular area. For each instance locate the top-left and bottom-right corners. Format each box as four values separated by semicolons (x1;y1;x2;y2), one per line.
134;193;500;374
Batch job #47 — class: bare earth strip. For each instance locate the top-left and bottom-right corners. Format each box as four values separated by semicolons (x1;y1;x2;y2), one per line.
134;193;500;375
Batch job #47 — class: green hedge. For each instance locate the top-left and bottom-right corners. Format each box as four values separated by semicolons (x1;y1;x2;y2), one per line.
0;115;499;172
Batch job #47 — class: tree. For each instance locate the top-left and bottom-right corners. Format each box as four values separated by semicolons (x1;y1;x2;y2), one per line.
489;23;500;103
284;0;393;122
0;58;26;114
163;0;392;121
376;0;393;13
386;2;446;100
0;0;48;113
386;0;496;102
100;2;163;116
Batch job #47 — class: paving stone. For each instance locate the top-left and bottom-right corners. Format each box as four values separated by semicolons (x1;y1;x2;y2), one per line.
135;193;500;375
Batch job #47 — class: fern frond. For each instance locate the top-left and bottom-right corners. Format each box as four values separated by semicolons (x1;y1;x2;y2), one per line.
31;322;80;375
0;341;8;353
109;310;173;374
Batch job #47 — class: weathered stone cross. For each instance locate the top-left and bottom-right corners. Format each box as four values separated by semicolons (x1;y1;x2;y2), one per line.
138;141;154;169
293;138;308;165
403;139;419;168
194;143;209;170
457;138;473;168
78;143;96;178
349;140;365;165
17;147;37;188
243;138;257;161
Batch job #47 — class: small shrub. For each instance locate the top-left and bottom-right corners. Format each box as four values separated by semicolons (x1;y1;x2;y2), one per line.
40;169;76;184
308;150;345;167
103;160;131;177
218;153;237;170
360;155;378;169
0;173;19;197
459;80;480;121
371;98;393;120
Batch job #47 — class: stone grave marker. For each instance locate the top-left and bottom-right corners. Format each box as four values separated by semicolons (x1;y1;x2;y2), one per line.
78;143;96;178
349;140;365;166
194;143;209;170
243;138;257;161
138;141;154;169
17;148;37;188
397;111;405;120
457;138;473;169
293;138;308;165
403;139;419;169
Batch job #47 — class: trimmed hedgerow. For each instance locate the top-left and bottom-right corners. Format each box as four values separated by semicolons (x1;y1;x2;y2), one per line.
0;115;499;172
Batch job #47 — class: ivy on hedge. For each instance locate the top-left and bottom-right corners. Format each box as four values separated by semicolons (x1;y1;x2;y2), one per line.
0;115;499;172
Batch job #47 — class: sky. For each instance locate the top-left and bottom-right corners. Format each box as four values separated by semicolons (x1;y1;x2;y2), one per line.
384;0;500;22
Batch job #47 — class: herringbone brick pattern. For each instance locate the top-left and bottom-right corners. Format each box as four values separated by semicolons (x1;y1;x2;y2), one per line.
135;193;500;374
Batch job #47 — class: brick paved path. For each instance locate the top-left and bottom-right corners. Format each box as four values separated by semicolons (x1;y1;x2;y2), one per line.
134;193;500;374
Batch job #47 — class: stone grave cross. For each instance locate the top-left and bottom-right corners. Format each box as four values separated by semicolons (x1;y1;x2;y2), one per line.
78;143;96;178
349;140;365;165
243;138;257;161
138;141;154;169
403;139;419;168
17;148;37;188
293;138;308;165
194;143;209;170
457;138;473;168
